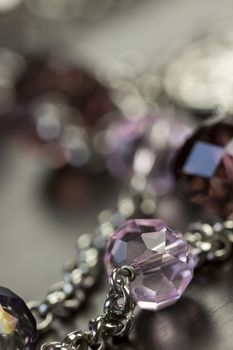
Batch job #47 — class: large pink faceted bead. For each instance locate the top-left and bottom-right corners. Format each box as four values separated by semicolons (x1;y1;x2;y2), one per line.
104;219;194;311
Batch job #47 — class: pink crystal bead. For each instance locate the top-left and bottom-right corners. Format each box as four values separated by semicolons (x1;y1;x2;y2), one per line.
104;219;194;311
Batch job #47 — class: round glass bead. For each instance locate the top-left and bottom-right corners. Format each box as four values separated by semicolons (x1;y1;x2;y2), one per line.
105;110;191;195
14;54;115;129
0;286;37;350
174;115;233;219
2;54;118;169
104;219;194;311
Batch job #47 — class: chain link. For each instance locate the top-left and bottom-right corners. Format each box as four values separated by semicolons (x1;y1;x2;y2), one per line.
28;233;103;333
29;183;233;333
40;217;233;349
28;190;154;333
41;266;136;350
185;220;233;267
29;184;233;344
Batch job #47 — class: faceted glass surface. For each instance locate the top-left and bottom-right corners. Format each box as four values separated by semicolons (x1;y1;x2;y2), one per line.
104;219;193;311
174;115;233;219
0;287;37;350
105;111;191;195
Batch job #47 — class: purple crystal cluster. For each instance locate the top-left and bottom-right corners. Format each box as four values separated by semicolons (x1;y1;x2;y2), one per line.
105;111;191;195
0;287;37;350
174;115;233;219
104;219;194;310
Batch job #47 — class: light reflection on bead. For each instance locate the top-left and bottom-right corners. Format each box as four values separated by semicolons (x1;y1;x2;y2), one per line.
0;286;37;350
174;115;233;219
0;305;17;335
104;219;194;311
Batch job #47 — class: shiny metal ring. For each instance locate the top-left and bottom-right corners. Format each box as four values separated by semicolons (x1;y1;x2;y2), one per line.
27;301;53;333
89;315;106;346
62;330;89;350
47;280;84;313
104;284;133;320
41;342;67;350
208;234;232;262
113;312;135;337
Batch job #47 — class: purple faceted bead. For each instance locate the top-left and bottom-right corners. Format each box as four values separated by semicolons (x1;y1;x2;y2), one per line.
174;115;233;219
105;111;191;195
0;287;37;350
14;54;116;129
104;219;194;311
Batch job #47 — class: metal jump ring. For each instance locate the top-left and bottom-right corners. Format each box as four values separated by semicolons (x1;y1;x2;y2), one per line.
62;330;89;350
41;342;67;350
104;284;133;320
27;301;53;333
207;234;232;262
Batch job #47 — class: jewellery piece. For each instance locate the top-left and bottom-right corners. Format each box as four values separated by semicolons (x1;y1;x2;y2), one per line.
0;287;37;350
163;33;233;113
0;179;231;349
3;53;117;170
41;266;135;350
174;115;233;219
104;219;194;310
14;54;116;129
185;220;233;266
97;52;161;116
104;110;191;196
40;217;233;350
25;192;152;338
27;229;106;335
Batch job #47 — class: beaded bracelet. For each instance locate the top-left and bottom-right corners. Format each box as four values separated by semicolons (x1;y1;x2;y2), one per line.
0;114;232;350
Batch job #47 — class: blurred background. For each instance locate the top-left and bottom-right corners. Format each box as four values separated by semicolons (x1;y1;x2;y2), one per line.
0;1;233;349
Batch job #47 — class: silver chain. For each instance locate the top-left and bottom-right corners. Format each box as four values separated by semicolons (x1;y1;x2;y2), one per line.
27;232;105;333
185;219;233;267
27;190;155;334
41;266;136;350
28;186;233;348
38;216;233;349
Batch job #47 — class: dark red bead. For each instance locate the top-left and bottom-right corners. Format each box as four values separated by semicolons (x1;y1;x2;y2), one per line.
2;54;118;168
2;53;117;144
174;116;233;219
14;54;116;128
